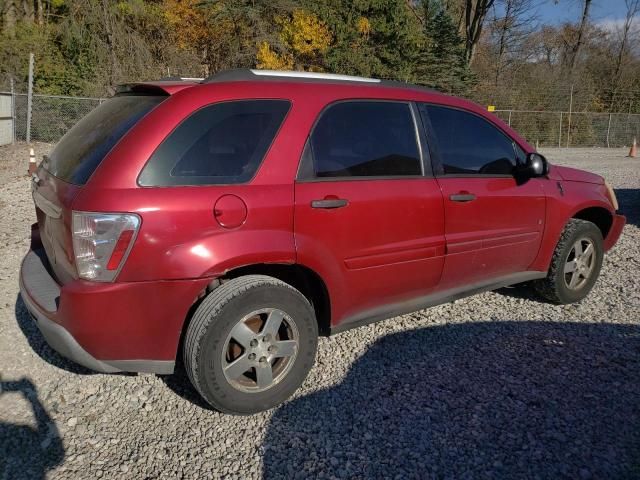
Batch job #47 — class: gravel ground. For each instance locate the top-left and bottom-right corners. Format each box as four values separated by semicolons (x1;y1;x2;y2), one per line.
0;143;638;479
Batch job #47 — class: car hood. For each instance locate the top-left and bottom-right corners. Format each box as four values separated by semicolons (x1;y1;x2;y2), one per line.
551;165;604;185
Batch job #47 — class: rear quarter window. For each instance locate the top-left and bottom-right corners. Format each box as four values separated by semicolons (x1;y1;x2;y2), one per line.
44;95;165;185
138;100;291;186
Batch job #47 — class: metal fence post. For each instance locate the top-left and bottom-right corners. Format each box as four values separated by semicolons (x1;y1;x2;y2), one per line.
606;113;612;148
508;110;512;126
10;78;16;144
26;53;34;143
566;84;573;148
558;112;563;148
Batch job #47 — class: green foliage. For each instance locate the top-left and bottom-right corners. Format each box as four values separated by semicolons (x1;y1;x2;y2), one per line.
415;1;475;93
302;0;473;91
0;21;87;95
304;0;422;80
0;0;475;96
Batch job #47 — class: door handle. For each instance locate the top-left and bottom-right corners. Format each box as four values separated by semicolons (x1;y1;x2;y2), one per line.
311;198;348;209
449;193;477;203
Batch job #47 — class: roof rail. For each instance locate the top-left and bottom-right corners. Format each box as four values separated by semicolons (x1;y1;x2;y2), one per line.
202;69;381;84
158;76;204;82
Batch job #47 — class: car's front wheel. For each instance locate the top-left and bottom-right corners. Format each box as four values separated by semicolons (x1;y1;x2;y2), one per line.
183;275;318;414
533;218;604;304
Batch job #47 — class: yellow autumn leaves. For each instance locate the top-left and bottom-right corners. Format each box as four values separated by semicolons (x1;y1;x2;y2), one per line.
163;0;218;51
161;2;371;73
256;10;332;71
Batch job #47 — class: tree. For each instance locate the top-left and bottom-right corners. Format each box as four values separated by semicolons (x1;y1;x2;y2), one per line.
415;0;474;92
0;0;636;118
163;0;296;75
463;0;495;64
256;9;331;71
569;0;592;74
1;0;46;33
489;0;537;85
256;41;293;70
305;0;425;81
201;0;295;73
613;0;640;81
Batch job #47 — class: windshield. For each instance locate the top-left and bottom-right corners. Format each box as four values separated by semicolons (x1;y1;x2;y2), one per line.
44;95;165;185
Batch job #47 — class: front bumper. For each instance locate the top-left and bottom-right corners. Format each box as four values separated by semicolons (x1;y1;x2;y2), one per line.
19;247;208;374
603;214;626;251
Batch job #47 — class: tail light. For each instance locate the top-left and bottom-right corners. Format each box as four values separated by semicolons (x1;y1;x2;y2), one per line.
72;211;141;282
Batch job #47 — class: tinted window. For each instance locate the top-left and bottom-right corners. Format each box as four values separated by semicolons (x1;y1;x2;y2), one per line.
424;105;521;175
308;101;421;178
139;100;290;186
45;95;165;184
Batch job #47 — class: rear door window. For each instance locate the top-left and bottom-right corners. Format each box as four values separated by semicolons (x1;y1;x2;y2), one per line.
138;100;291;186
300;101;422;179
422;105;522;175
44;95;165;185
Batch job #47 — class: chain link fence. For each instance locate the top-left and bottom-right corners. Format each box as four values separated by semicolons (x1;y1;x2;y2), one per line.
10;93;104;143
1;90;639;148
492;110;640;148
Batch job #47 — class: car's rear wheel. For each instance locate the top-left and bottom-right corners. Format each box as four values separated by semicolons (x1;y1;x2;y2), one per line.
533;219;604;304
183;275;318;415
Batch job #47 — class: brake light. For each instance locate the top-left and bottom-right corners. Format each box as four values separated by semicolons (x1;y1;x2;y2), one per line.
72;211;141;282
107;230;135;270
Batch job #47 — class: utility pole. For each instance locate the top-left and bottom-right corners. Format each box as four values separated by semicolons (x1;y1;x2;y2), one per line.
26;53;34;144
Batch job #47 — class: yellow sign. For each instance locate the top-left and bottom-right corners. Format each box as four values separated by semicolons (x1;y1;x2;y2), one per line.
487;105;496;112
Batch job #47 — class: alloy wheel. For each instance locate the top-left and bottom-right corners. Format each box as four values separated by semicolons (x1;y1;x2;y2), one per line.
221;308;299;393
563;237;596;290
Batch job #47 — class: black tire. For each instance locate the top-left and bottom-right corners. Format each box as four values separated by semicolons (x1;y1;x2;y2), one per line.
533;219;604;304
183;275;318;415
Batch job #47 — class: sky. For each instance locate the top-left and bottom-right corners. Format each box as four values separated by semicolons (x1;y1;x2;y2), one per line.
535;0;631;27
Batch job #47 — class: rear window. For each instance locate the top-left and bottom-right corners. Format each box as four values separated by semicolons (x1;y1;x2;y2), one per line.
138;100;291;186
44;95;165;185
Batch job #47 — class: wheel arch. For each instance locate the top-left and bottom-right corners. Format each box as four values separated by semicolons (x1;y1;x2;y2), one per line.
182;263;332;342
571;206;613;240
221;264;332;336
530;199;614;273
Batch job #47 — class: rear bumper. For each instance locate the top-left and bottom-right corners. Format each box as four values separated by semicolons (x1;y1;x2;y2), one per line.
603;214;626;251
19;247;209;374
20;285;152;373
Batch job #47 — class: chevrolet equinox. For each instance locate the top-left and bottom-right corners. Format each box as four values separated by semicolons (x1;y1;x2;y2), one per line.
20;69;625;414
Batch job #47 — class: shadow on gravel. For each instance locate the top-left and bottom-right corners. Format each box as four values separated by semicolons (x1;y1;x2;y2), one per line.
160;359;214;411
494;282;540;301
0;378;64;479
262;321;640;479
615;188;640;228
14;294;95;375
496;189;638;301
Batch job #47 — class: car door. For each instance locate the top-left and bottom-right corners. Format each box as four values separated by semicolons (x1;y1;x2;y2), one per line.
294;100;446;327
419;104;546;288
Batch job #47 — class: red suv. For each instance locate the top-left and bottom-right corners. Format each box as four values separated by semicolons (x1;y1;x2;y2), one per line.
20;69;625;414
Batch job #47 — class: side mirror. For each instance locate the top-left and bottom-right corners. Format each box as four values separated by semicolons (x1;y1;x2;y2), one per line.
523;153;548;177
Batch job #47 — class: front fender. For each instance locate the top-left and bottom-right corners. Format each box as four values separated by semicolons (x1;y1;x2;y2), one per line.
530;180;615;272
